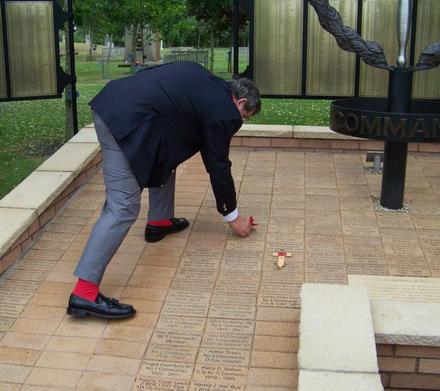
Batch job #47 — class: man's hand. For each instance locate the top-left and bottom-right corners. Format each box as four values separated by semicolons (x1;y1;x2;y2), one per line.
228;215;255;237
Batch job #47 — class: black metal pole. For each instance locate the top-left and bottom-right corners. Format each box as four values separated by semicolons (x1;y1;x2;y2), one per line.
233;0;240;77
67;0;78;134
380;67;413;209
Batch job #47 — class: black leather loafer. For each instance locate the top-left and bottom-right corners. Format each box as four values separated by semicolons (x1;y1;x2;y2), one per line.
145;217;189;243
67;293;136;319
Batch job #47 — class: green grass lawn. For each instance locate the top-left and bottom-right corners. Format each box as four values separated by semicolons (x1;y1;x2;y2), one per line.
0;45;330;198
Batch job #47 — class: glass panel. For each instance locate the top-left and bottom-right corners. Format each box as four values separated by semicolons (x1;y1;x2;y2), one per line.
413;0;440;99
254;0;303;95
0;15;7;99
307;0;357;96
360;0;399;97
6;1;57;98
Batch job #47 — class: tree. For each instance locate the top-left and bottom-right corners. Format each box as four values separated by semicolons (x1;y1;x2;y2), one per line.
74;0;122;60
186;0;234;71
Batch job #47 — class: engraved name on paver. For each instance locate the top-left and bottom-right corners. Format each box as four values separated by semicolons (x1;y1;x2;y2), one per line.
205;319;254;335
346;264;389;275
140;361;193;380
305;263;346;283
151;316;205;346
202;333;253;350
134;377;189;391
171;278;215;292
190;383;246;391
146;344;198;363
162;292;210;317
192;365;247;384
0;303;25;317
208;305;255;320
197;348;250;366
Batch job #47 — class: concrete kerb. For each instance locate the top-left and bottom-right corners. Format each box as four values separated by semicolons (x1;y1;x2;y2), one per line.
298;279;440;391
0;124;101;274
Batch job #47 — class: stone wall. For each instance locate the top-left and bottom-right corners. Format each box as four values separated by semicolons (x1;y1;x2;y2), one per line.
378;344;440;390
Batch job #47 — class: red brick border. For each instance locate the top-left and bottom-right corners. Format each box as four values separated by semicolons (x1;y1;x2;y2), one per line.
377;343;440;390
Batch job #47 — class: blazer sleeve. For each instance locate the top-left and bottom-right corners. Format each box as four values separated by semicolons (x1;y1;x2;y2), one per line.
200;119;242;216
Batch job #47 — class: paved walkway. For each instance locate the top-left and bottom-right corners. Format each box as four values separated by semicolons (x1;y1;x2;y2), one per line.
0;149;440;390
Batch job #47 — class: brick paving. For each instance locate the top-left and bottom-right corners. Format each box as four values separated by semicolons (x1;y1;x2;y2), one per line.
0;149;439;390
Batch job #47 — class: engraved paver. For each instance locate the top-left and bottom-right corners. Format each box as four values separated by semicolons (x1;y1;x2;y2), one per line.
1;150;440;390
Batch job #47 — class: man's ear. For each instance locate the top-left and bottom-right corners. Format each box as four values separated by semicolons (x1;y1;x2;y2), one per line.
237;97;248;108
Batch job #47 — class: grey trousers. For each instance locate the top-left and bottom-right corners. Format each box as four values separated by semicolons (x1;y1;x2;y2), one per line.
74;112;175;284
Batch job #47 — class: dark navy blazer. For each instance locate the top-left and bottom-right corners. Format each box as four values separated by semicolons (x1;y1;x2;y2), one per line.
89;61;243;216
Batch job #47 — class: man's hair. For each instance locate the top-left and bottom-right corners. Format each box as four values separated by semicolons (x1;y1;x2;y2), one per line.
229;78;261;115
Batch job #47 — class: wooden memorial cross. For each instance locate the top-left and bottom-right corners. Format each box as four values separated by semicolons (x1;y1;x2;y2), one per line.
273;250;292;269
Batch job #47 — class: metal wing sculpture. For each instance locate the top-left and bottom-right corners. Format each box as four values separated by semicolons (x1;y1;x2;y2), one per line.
415;41;440;70
308;0;392;70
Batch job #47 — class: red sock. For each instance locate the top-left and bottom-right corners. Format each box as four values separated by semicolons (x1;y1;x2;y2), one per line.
72;279;99;302
148;219;172;227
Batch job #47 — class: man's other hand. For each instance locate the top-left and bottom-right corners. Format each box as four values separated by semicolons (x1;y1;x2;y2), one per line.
228;215;255;237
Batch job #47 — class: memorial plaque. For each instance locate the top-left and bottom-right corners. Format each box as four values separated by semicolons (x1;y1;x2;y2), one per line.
348;275;440;303
133;377;189;391
205;319;254;335
358;0;398;96
197;348;250;366
305;262;347;284
138;361;193;381
202;333;253;350
6;1;57;97
192;365;247;385
0;15;6;99
146;344;198;363
413;0;440;99
162;291;210;317
307;0;357;95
